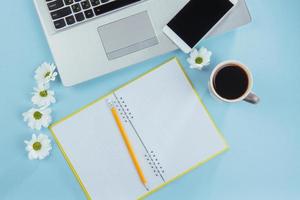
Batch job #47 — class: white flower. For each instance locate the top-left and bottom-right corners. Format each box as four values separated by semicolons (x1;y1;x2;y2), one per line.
31;84;56;107
22;107;52;130
187;47;212;70
34;62;58;84
24;134;52;160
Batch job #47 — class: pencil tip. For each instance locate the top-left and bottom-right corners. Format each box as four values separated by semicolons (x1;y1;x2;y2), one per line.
144;183;150;191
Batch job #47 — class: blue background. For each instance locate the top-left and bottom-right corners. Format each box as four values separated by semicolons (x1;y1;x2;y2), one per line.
0;0;299;199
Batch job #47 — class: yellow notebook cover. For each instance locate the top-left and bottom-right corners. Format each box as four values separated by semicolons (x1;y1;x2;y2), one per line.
49;57;229;200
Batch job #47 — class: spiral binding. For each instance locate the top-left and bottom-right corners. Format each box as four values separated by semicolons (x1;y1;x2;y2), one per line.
113;96;134;123
145;150;165;177
113;94;166;179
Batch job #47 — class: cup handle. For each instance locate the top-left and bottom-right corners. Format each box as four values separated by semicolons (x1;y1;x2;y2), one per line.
244;92;260;104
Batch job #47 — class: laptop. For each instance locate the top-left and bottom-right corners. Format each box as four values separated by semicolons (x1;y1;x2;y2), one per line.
34;0;251;86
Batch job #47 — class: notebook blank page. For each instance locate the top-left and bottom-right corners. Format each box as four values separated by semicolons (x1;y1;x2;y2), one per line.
51;95;146;200
115;59;228;183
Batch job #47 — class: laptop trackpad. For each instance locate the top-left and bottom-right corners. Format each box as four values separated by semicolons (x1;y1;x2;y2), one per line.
98;11;158;60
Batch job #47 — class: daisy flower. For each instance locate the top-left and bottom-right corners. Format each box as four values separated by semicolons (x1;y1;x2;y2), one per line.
22;107;52;130
24;134;52;160
187;47;212;70
34;62;58;85
31;84;56;107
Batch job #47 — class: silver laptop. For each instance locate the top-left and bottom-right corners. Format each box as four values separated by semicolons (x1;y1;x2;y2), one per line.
34;0;251;86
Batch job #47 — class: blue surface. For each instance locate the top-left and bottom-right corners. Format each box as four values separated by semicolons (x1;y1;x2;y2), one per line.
0;0;300;199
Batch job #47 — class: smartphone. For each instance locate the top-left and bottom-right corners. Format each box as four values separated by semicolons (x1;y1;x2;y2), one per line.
163;0;237;53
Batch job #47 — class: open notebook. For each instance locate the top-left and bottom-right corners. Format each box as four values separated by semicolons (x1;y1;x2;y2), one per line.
50;58;229;200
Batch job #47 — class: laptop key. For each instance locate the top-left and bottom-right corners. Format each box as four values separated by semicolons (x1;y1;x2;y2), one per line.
71;3;82;13
84;9;94;18
100;0;110;3
54;18;66;29
66;15;76;25
81;1;91;9
90;0;100;6
51;7;72;20
47;0;64;11
75;12;85;22
64;0;74;5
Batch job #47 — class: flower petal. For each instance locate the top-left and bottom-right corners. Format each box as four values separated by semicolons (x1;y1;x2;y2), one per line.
187;57;195;65
190;49;199;58
25;133;52;160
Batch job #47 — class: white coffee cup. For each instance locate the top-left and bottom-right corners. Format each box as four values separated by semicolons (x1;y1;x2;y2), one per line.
209;60;259;104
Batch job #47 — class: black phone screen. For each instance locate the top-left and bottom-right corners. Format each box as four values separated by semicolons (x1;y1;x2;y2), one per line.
167;0;234;48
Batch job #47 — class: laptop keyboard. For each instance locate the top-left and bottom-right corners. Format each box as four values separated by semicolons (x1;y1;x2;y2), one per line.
47;0;143;30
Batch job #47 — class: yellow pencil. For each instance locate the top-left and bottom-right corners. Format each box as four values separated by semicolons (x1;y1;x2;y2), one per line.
107;100;147;186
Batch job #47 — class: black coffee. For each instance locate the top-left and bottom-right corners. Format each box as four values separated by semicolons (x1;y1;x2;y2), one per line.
213;65;249;100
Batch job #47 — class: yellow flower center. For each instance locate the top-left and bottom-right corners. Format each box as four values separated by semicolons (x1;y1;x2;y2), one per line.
39;90;48;97
44;71;51;78
195;57;203;64
33;111;43;120
33;142;42;151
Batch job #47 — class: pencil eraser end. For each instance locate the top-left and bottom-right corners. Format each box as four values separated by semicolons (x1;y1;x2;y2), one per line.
106;99;114;108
